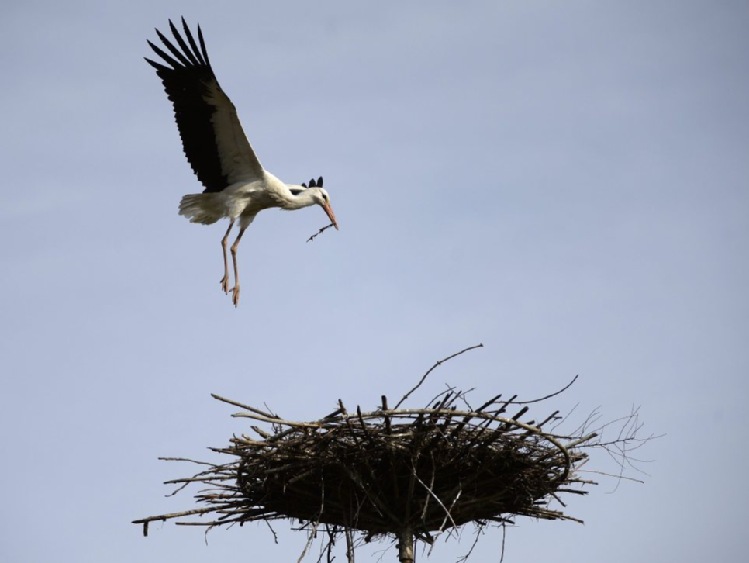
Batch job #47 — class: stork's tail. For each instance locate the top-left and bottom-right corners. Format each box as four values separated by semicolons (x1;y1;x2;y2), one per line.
178;193;224;224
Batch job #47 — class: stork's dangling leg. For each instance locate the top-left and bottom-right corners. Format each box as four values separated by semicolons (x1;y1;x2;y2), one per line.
219;219;235;294
229;226;248;307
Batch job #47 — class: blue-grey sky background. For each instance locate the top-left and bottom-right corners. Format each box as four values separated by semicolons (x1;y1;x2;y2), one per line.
1;1;747;561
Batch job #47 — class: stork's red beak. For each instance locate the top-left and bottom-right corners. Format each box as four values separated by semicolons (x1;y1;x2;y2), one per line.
322;202;339;230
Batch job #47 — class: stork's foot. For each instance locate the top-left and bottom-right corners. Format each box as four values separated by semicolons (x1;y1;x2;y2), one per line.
231;284;241;307
220;274;230;294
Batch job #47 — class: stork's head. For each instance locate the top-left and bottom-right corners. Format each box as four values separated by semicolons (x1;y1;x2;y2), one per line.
302;176;338;230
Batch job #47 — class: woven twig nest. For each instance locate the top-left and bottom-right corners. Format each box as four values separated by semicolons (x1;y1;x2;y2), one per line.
134;345;648;562
232;401;583;535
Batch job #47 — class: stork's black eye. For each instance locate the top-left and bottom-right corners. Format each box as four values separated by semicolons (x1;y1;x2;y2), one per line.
322;193;328;201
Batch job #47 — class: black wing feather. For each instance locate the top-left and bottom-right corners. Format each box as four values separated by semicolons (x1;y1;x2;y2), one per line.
163;23;198;66
145;40;182;70
155;28;193;67
181;17;208;66
195;24;211;66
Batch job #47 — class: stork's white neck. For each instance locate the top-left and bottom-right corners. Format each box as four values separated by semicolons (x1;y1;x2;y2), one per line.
263;172;320;210
279;186;319;210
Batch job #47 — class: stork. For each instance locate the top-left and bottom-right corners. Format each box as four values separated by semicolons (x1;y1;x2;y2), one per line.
145;18;338;306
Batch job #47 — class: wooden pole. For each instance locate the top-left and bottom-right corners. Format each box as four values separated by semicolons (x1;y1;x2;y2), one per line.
398;527;414;563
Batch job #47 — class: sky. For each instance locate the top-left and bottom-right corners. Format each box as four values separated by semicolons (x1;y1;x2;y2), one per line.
1;1;748;561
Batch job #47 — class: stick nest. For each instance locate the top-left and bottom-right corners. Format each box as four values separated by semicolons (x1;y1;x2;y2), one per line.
236;404;583;534
134;345;650;558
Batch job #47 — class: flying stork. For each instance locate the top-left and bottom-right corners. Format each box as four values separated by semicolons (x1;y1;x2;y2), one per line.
145;18;338;306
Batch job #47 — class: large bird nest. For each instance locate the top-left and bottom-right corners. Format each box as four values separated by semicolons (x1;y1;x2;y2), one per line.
134;345;650;562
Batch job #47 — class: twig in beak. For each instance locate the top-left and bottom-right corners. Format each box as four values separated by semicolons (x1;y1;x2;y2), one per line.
306;223;335;243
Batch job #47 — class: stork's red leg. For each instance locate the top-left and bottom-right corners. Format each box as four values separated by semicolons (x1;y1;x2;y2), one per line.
220;220;235;294
229;226;248;307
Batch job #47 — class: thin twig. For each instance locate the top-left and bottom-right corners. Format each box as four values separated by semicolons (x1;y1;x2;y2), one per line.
499;521;507;563
511;375;579;405
395;344;484;409
297;522;320;563
306;223;335;243
456;524;482;563
413;472;457;531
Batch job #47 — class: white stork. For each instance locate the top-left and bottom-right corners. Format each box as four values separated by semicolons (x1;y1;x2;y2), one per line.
145;18;338;306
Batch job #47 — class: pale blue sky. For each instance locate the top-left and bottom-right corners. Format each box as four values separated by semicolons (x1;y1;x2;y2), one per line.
1;1;747;561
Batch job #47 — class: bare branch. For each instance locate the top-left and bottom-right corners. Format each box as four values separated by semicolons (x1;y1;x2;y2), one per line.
395;343;484;409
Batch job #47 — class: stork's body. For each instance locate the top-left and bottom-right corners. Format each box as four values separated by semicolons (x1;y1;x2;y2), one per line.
145;18;338;306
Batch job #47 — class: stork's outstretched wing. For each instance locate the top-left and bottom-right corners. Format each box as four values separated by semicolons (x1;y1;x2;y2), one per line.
145;17;264;193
